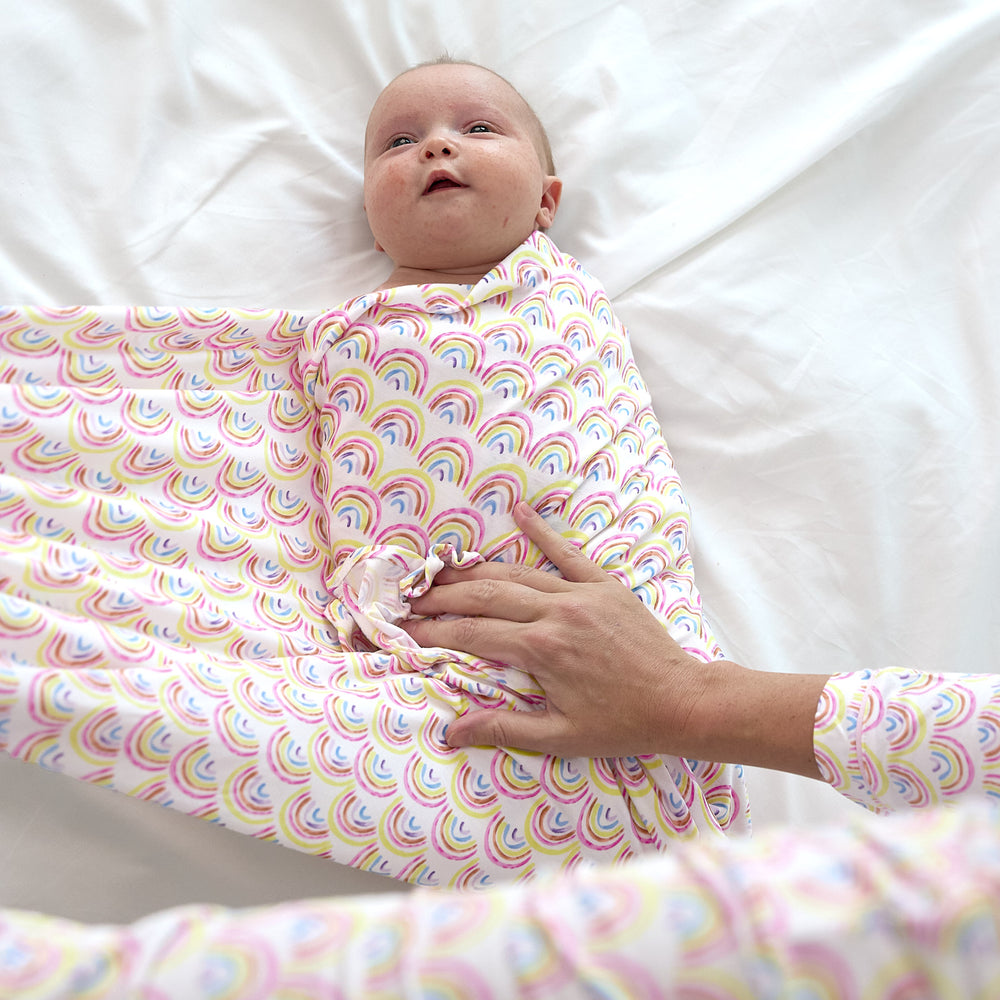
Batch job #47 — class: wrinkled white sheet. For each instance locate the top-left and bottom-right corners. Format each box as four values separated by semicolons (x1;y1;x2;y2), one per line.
2;0;999;922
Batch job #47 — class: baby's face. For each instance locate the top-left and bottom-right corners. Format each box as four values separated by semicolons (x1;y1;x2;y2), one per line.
364;63;560;277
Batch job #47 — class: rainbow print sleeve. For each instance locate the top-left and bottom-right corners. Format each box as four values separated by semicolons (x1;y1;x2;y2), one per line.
815;667;1000;811
0;232;746;895
3;800;998;997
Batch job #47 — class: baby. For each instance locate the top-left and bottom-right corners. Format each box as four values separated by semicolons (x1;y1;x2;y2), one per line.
0;60;748;891
296;59;750;879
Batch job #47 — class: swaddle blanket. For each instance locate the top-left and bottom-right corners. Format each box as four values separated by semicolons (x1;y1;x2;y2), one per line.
0;232;747;888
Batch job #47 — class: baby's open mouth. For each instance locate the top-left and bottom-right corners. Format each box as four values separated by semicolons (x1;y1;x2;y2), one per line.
424;175;465;194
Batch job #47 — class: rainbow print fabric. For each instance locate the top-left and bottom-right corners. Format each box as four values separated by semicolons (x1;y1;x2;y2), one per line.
3;668;1000;997
816;667;1000;810
0;232;747;889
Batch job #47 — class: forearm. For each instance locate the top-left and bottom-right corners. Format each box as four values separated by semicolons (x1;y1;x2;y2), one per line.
679;660;829;779
681;663;1000;807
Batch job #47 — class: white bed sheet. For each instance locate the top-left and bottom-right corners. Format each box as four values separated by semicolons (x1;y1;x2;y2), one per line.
2;0;998;922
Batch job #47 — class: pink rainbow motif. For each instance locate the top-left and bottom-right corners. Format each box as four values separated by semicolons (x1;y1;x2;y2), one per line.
527;384;574;424
468;470;524;518
426;383;483;425
370;405;423;448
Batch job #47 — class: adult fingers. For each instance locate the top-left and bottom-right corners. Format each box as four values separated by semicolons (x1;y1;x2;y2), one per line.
445;707;571;753
512;503;608;584
400;613;533;667
429;560;574;595
408;576;560;622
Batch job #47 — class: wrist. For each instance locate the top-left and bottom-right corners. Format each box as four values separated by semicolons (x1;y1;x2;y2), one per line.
672;658;828;780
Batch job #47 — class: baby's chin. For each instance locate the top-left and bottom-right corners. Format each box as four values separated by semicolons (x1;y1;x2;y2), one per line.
384;221;542;272
392;238;535;277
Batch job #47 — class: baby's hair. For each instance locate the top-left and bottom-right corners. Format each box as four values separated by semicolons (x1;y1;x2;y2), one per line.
397;55;556;175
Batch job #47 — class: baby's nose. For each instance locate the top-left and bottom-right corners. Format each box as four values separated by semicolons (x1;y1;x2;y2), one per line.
424;141;452;158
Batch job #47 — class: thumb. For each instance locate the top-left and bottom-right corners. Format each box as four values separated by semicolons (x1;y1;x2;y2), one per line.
445;707;570;754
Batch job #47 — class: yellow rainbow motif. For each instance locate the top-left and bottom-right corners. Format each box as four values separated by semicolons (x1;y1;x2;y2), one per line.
418;437;475;488
174;425;224;463
468;468;527;517
550;276;586;307
12;384;72;418
121;393;172;435
175;388;226;419
261;485;309;525
12;433;77;473
531;343;577;381
265;437;313;479
527;431;578;476
482;358;536;401
374;347;429;396
327;485;381;534
429;330;486;374
373;521;432;554
277;789;331;853
111;441;175;482
266;391;311;432
219;405;264;446
60;348;117;387
168;738;216;799
484;813;531;870
428;507;486;554
378;800;426;857
475;412;533;458
124;306;181;334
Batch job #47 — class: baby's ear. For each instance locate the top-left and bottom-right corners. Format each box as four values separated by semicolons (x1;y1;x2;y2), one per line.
535;176;562;230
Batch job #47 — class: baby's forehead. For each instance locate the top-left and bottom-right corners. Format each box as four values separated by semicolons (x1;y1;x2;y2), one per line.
367;65;528;131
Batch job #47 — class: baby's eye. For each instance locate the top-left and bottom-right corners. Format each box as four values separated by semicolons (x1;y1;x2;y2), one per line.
468;124;494;134
389;136;414;148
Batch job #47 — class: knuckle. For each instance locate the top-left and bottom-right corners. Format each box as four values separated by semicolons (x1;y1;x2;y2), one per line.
402;619;426;645
471;577;503;604
504;562;537;585
557;595;598;628
527;625;569;664
452;615;482;648
484;716;513;747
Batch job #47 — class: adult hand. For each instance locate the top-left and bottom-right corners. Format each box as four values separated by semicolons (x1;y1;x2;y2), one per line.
404;503;827;777
401;502;716;758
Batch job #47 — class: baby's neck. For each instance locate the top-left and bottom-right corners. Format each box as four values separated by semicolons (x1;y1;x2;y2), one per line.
376;263;492;290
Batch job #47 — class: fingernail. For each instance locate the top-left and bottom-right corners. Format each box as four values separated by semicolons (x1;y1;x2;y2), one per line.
513;501;536;518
